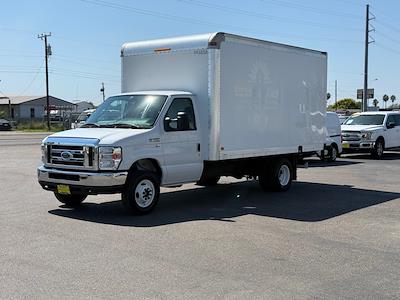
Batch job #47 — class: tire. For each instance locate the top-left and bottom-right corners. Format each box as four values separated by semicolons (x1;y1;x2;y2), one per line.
259;159;293;192
196;175;220;186
54;193;87;207
371;139;384;159
327;144;338;162
122;171;160;214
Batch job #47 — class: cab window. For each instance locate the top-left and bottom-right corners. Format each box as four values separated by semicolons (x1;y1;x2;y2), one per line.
394;115;400;126
164;98;196;131
386;115;396;128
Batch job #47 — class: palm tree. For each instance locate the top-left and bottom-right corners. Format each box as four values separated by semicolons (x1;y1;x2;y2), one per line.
383;94;389;109
390;95;396;107
373;99;379;108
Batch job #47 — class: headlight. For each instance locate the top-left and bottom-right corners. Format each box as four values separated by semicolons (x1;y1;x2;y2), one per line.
41;144;47;164
361;132;372;140
98;146;122;170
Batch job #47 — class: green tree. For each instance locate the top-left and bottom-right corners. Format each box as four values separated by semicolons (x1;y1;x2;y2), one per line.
383;94;389;109
372;99;379;108
328;98;361;110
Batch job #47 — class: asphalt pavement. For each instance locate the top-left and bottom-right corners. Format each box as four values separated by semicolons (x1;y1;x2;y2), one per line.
1;136;399;299
0;131;49;146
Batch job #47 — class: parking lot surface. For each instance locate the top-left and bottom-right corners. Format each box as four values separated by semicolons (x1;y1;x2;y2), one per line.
1;136;399;299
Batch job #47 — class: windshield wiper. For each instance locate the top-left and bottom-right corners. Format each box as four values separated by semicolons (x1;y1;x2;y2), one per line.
104;123;149;129
81;123;99;128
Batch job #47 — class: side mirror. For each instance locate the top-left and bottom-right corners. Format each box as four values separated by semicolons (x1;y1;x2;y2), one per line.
387;122;396;129
164;116;173;130
177;112;190;130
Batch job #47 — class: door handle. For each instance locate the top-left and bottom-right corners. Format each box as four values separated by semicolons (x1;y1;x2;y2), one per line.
197;143;201;152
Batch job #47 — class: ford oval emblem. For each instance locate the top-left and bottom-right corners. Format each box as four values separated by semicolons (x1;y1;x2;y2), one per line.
61;151;73;161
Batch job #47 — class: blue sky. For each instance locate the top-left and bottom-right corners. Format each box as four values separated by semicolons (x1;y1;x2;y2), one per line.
1;0;400;107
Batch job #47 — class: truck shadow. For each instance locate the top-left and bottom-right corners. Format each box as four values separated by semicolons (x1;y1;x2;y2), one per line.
304;158;362;168
48;181;400;227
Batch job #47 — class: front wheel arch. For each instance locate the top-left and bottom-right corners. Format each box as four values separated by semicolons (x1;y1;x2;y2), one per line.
128;158;162;183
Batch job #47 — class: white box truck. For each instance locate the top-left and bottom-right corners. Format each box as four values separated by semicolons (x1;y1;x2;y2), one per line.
38;32;327;214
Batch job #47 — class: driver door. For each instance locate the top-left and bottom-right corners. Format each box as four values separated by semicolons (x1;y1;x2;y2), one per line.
161;97;203;184
385;114;398;148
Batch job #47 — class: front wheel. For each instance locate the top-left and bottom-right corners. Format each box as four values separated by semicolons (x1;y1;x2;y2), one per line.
54;193;87;207
326;144;338;162
371;139;384;159
122;171;160;214
259;159;293;192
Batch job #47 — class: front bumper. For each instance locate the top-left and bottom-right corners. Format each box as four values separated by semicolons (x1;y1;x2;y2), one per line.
38;165;128;194
342;140;375;152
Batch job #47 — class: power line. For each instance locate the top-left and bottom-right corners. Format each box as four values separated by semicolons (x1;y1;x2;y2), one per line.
78;0;363;44
374;30;400;45
178;0;363;31
0;66;120;80
16;59;45;96
51;57;120;73
260;0;363;19
375;19;400;34
375;43;400;56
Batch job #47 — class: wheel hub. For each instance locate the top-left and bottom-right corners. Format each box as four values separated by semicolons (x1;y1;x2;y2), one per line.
134;179;155;208
278;165;290;186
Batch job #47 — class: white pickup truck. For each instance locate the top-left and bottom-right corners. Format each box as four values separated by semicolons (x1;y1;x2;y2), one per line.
341;111;400;158
38;32;327;214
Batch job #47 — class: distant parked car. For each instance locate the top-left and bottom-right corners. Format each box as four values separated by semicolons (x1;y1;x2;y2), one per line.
341;111;400;159
0;119;11;131
71;109;96;129
322;112;343;161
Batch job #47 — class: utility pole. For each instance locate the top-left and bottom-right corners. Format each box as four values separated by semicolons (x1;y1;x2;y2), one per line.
38;33;52;130
100;82;105;101
363;4;375;112
335;80;338;111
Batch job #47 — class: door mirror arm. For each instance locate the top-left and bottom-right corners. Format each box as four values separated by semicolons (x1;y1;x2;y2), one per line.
387;122;396;129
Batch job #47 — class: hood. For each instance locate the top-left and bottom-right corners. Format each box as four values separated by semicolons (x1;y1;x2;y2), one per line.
341;124;383;132
47;128;150;144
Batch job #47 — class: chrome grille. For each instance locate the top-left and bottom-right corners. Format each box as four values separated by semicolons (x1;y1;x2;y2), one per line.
46;144;96;170
342;131;361;142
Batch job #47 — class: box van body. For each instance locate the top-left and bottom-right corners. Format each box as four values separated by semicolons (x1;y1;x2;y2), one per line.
38;32;327;214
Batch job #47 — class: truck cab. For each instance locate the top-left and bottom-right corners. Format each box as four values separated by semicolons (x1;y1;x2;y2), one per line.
341;111;400;159
38;91;205;211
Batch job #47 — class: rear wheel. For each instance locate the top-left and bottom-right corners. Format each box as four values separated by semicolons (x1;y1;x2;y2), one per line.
259;159;293;192
371;139;384;159
327;144;338;162
54;193;87;207
122;171;160;214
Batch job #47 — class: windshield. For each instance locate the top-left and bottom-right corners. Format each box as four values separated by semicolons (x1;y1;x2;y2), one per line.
85;95;167;129
344;114;385;126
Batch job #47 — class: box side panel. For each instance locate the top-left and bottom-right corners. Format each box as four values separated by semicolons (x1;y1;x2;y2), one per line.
219;38;327;159
121;50;210;159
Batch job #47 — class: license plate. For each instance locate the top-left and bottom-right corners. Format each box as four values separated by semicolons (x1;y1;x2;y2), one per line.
342;143;350;149
57;184;71;195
